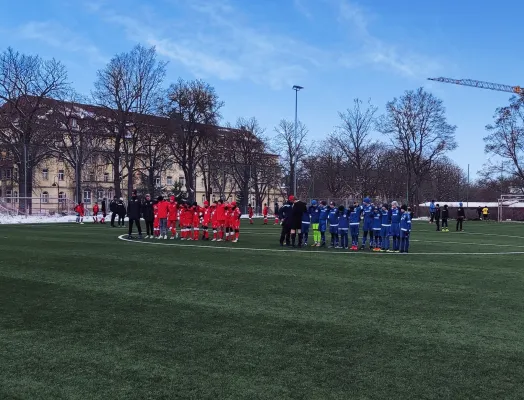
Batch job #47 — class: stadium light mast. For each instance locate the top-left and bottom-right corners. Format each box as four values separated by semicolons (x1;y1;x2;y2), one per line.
292;85;303;196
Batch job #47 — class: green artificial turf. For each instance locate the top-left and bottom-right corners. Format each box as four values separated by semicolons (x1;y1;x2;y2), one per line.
1;220;524;399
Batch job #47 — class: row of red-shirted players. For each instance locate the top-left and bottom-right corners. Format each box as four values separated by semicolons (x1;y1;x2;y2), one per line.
151;197;245;242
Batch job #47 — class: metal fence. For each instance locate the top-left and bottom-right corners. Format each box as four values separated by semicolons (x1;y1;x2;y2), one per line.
0;197;76;216
417;206;524;221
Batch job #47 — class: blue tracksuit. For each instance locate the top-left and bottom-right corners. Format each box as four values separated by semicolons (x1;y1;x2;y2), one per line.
381;209;391;250
372;209;382;247
301;208;311;243
400;211;412;253
338;209;349;248
327;207;339;246
390;207;401;251
309;205;319;224
349;207;361;246
318;206;328;245
361;204;374;245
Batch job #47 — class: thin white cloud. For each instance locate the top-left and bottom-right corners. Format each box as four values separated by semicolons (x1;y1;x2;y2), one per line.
89;0;331;89
17;21;107;65
335;0;441;78
293;0;313;19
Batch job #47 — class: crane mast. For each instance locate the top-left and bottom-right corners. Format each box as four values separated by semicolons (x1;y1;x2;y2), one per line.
428;77;523;95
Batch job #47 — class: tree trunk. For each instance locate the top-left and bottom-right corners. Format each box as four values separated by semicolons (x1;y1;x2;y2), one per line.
185;166;194;203
127;159;135;199
75;162;82;204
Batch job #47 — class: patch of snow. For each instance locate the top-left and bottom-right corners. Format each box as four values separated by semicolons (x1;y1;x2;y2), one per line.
0;214;76;224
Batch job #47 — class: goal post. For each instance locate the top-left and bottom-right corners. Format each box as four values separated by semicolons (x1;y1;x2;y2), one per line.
497;194;524;222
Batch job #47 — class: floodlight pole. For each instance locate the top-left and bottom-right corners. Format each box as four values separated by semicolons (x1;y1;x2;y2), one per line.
292;85;303;196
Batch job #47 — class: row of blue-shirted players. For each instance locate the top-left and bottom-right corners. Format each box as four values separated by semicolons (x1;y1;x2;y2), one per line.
301;197;412;253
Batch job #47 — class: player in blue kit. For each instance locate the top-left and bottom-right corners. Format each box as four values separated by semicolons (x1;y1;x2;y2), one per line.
361;197;374;250
400;204;412;253
372;205;382;252
349;204;361;251
389;201;401;253
300;206;311;246
327;202;339;248
318;200;328;247
337;205;349;249
309;200;320;246
380;203;391;252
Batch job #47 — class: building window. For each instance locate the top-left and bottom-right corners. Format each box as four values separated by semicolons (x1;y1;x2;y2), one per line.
71;118;78;130
104;173;109;182
179;176;185;186
167;176;173;186
13;191;18;203
41;191;49;204
202;194;206;203
58;170;64;181
155;177;161;187
89;173;95;182
84;189;91;204
97;189;104;200
58;192;65;203
6;190;11;203
107;189;113;199
42;169;49;180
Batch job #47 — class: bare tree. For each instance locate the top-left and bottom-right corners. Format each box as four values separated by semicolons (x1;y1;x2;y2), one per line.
331;98;378;198
0;47;69;212
47;92;106;202
164;79;224;203
273;119;308;196
92;44;166;198
135;118;172;197
225;117;268;210
377;87;457;205
484;96;524;185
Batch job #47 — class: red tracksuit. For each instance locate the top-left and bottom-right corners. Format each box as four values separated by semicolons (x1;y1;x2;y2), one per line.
168;201;178;237
202;206;211;240
263;206;269;224
248;206;253;224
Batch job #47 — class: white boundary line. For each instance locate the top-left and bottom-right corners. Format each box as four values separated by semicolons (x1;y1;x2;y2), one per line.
117;235;524;256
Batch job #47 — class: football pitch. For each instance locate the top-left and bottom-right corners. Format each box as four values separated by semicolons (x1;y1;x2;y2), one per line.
1;220;524;399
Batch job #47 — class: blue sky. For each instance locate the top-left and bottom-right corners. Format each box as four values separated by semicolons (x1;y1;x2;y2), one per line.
1;0;522;179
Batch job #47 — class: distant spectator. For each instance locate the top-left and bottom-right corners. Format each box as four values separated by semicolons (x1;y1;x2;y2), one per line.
482;206;489;221
456;202;465;231
435;203;441;231
429;200;436;223
477;206;482;220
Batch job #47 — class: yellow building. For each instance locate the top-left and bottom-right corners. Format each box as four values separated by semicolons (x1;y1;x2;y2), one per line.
1;101;281;215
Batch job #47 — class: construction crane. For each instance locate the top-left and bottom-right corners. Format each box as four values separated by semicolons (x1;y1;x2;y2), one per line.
428;77;524;96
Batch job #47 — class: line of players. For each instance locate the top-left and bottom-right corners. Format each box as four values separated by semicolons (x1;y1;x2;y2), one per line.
144;196;242;242
283;197;413;253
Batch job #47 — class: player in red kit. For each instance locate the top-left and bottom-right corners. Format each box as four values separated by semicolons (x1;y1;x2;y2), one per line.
216;199;226;241
168;196;178;239
230;201;242;242
92;202;99;223
74;202;85;224
211;201;219;241
201;201;211;240
179;203;188;240
224;203;232;241
248;204;254;224
192;202;200;241
153;203;160;237
263;203;269;225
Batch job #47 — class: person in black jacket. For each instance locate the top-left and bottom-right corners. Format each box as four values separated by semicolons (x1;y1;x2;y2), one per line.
110;196;118;227
456;202;465;231
127;193;142;238
116;198;126;227
290;197;308;247
279;197;293;246
435;203;441;231
441;204;449;232
101;198;107;224
141;194;155;238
